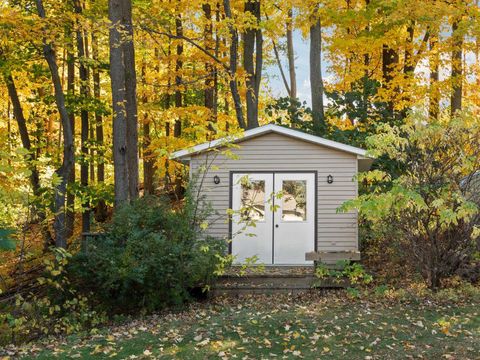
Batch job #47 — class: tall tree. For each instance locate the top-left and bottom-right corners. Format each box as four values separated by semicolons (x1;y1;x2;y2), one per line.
74;0;91;234
223;0;246;129
35;0;75;248
451;20;463;116
309;5;325;132
91;30;108;221
123;0;139;201
5;77;42;210
142;60;155;195
429;31;439;120
381;44;399;118
109;0;139;205
65;41;75;239
5;74;54;248
174;11;183;138
203;2;216;126
286;8;296;100
243;0;262;129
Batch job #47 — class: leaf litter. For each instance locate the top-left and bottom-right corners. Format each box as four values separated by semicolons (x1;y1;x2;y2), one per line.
2;290;479;359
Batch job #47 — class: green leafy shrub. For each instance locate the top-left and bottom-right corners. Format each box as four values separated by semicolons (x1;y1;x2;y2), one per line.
0;248;105;346
314;261;373;286
345;287;361;299
70;193;226;312
341;113;480;288
374;284;390;296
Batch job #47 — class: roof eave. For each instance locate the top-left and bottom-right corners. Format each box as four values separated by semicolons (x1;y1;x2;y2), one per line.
170;124;372;160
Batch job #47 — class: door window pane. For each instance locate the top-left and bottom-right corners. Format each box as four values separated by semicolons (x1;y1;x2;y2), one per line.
241;180;265;222
282;180;307;221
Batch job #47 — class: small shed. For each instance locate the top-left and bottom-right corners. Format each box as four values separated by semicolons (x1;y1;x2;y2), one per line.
171;124;373;266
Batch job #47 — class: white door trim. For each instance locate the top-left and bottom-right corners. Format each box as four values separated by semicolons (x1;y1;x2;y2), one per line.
229;171;317;265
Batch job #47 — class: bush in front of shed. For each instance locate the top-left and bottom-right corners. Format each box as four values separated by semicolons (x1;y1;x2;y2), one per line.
70;190;226;312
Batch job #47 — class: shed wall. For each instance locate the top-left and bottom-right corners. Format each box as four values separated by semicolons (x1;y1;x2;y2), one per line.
189;132;359;252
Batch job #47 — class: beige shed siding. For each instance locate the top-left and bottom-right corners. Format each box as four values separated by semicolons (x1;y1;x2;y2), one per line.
189;132;358;252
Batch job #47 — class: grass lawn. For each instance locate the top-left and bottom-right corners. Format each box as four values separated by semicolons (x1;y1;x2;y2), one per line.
9;290;480;359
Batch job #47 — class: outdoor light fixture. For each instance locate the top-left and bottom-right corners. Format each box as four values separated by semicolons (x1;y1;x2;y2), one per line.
213;175;221;184
327;174;333;184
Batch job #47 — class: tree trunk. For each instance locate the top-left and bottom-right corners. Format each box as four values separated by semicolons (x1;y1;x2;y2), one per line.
214;5;220;122
109;0;129;205
85;32;95;184
404;23;415;75
223;0;246;129
35;0;75;249
65;45;75;239
142;62;155;195
123;0;139;201
429;32;439;120
174;13;183;138
7;101;11;165
173;12;184;198
92;30;108;221
203;3;216;130
397;23;415;120
243;0;262;129
451;20;463;116
109;0;138;205
309;8;325;132
5;75;41;195
382;44;399;119
74;0;91;235
272;38;290;97
5;74;54;247
286;8;296;100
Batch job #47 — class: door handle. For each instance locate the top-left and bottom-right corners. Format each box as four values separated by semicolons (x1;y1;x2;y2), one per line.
275;224;279;228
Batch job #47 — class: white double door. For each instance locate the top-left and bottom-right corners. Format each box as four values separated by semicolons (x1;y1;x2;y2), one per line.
231;172;315;265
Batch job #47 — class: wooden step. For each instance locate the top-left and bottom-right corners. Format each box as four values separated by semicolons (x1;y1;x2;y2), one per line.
212;273;347;296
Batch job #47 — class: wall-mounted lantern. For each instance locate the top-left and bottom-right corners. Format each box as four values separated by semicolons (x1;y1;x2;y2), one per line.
213;175;221;184
327;174;333;184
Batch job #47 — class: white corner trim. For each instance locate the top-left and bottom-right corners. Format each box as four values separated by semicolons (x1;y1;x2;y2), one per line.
171;124;371;159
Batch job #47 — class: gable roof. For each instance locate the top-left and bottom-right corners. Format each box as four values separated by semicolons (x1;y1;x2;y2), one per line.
171;124;371;160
